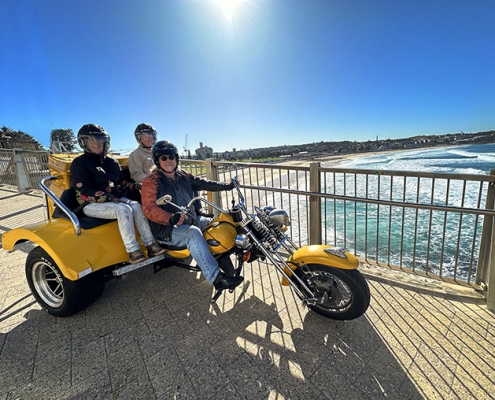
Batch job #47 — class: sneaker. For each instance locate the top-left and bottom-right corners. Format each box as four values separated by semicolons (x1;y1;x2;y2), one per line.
128;250;146;264
147;243;167;257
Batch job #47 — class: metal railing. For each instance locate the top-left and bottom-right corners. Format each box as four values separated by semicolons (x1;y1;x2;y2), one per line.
0;149;50;191
191;159;495;305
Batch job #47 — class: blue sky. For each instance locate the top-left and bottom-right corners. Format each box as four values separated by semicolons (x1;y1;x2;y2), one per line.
2;0;494;154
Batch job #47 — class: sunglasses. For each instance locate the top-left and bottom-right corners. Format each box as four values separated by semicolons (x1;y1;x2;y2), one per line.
159;155;176;161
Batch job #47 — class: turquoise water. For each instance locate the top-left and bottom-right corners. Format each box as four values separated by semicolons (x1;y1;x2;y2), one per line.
320;144;495;281
335;143;495;175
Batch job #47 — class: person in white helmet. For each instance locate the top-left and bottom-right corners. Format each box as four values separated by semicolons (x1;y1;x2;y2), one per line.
128;123;158;183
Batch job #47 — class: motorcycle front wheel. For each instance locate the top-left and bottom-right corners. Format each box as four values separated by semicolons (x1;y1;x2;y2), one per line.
294;264;370;320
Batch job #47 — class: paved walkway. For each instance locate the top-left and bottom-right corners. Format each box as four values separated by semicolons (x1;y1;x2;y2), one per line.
1;187;494;399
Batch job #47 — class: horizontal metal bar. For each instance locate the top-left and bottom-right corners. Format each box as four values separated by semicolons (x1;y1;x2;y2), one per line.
242;184;495;217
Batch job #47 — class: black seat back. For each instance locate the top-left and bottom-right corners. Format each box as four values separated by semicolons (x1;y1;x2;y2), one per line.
52;188;114;230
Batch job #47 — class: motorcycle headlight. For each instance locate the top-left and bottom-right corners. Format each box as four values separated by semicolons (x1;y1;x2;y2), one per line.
235;234;250;249
268;209;291;226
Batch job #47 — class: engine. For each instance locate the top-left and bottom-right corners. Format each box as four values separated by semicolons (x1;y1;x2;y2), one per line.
248;206;290;252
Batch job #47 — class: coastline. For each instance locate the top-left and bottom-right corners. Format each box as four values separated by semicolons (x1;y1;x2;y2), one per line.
279;143;457;168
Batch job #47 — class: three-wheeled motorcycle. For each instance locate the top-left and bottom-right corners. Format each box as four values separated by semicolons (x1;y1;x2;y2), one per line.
2;154;370;319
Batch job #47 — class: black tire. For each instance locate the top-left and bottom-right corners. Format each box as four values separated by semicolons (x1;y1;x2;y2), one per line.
26;247;105;317
294;264;370;320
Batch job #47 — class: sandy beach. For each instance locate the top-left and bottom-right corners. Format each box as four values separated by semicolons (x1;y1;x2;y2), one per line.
279;143;455;168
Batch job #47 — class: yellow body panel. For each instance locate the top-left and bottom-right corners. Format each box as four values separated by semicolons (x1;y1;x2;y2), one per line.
203;213;237;255
281;245;359;286
167;249;191;258
2;219;133;281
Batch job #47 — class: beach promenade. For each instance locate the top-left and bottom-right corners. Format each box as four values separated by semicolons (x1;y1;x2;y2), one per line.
1;187;494;399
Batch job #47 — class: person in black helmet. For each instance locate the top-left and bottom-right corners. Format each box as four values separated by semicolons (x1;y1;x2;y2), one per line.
128;123;158;183
70;124;166;264
141;140;244;291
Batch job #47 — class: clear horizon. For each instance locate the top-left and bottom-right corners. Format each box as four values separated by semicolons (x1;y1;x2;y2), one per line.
2;0;494;153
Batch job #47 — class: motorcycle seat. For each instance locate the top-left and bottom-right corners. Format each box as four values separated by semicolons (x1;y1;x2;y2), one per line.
157;242;188;251
52;188;114;230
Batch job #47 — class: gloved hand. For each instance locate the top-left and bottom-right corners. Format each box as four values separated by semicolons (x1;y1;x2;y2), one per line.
170;212;182;225
228;180;239;190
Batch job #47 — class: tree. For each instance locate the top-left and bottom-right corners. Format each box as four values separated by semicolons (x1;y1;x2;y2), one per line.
50;128;77;152
0;126;45;150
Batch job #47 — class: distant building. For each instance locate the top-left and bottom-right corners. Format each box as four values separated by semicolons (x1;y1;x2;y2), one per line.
195;142;213;160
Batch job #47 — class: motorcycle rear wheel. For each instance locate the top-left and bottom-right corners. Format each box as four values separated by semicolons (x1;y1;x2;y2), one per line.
26;247;105;317
294;264;370;320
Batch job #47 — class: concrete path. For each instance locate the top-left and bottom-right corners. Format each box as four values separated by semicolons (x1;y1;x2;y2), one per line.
1;188;494;399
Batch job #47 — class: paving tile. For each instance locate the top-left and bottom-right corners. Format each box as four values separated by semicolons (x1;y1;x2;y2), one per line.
155;375;197;400
310;360;371;400
64;370;113;399
33;335;71;378
105;317;151;355
173;328;211;364
450;374;495;400
145;345;190;398
17;362;72;400
139;330;178;361
107;341;155;398
279;329;334;377
182;348;226;399
407;351;456;398
0;358;35;396
353;366;411;399
263;359;327;400
454;351;495;394
71;336;107;384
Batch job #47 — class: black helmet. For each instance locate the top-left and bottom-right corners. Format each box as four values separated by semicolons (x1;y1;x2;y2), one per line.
152;140;179;168
134;123;157;149
77;124;110;155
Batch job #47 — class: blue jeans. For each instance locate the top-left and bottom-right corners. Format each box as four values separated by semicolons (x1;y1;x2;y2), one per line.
83;197;156;253
160;216;220;284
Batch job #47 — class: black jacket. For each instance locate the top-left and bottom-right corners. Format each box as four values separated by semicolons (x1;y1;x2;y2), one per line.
142;169;233;242
70;152;136;205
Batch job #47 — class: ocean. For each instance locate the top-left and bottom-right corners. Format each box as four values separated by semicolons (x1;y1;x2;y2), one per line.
317;143;495;281
335;143;495;175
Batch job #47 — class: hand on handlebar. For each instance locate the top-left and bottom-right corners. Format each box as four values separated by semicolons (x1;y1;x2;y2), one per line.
228;178;240;190
170;212;187;226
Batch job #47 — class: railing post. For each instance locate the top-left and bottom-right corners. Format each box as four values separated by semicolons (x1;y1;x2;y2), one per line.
13;149;30;193
309;162;321;244
477;170;495;285
205;158;218;215
487;217;495;310
483;170;495;310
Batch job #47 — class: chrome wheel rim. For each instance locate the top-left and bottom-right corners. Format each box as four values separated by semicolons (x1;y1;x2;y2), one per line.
308;270;353;312
31;260;64;308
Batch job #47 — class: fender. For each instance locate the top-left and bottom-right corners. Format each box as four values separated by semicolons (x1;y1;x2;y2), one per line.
281;245;359;286
2;219;131;281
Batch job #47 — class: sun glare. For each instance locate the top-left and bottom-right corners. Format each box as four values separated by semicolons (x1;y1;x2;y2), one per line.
214;0;245;21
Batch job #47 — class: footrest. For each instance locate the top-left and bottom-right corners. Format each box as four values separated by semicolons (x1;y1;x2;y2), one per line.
211;289;224;303
112;254;165;276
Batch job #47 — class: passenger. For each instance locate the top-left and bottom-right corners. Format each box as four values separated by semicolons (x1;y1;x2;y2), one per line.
141;141;244;291
70;124;166;264
128;123;158;183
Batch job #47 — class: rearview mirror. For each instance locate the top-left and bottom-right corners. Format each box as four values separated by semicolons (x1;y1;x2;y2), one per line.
156;194;172;206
